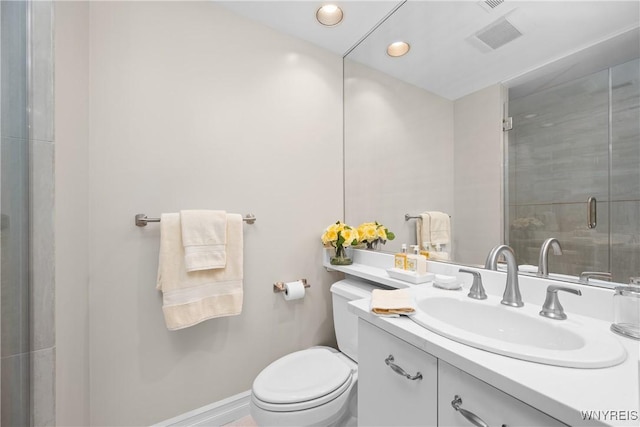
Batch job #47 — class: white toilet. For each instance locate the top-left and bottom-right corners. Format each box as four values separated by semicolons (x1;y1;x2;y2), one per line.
250;278;377;426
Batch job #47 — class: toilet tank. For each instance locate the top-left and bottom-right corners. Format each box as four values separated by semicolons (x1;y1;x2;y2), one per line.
330;278;378;362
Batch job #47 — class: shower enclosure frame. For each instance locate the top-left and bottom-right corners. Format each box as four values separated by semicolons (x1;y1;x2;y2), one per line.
1;0;55;425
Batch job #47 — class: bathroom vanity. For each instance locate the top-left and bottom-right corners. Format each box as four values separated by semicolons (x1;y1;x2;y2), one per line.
358;320;565;426
325;249;639;427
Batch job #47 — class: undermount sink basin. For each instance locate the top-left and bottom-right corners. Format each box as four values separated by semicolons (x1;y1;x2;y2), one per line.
410;293;627;368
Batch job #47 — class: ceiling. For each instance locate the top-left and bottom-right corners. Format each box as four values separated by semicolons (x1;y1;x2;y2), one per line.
219;1;640;100
218;1;403;56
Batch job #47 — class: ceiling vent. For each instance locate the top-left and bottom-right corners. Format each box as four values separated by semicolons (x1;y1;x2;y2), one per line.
478;0;505;13
474;17;522;50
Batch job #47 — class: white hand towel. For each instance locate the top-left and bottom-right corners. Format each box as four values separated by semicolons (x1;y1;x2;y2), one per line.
180;210;227;272
370;289;416;317
417;212;432;251
157;213;243;330
429;211;451;246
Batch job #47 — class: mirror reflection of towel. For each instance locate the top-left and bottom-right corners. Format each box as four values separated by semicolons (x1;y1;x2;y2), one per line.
417;211;450;251
429;211;450;245
429;251;450;261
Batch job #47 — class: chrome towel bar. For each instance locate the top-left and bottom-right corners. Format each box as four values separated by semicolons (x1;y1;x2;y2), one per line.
135;213;256;227
405;213;451;221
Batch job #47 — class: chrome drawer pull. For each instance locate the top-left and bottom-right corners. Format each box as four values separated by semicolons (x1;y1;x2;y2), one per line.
451;395;489;427
384;355;422;381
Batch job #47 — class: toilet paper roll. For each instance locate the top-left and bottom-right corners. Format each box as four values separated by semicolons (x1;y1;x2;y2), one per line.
283;280;306;301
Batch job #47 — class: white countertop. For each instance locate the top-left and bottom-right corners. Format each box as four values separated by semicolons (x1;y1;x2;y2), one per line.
327;249;640;426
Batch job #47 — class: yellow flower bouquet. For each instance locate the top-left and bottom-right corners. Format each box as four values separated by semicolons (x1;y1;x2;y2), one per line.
356;221;395;250
321;221;359;265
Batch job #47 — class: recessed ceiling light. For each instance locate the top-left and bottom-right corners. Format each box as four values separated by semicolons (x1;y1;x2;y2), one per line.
316;4;343;26
524;113;538;119
387;41;410;57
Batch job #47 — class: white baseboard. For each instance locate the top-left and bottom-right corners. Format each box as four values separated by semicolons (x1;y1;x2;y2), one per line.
153;390;251;427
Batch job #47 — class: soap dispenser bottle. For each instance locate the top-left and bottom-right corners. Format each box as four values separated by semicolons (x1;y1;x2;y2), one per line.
394;244;408;270
406;245;427;275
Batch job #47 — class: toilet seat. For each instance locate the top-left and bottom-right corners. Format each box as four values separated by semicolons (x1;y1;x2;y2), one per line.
252;347;354;412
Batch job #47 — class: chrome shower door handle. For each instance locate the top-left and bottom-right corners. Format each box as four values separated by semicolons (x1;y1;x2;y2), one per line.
384;355;422;381
451;395;490;427
587;197;597;229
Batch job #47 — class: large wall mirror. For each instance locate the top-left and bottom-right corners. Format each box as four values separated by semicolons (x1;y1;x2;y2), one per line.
344;1;639;286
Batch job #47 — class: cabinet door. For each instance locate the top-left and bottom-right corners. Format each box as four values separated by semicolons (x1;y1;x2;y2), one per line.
358;319;438;426
438;361;567;427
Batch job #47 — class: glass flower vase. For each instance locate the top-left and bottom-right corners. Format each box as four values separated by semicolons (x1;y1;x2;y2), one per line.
365;239;380;250
330;245;352;265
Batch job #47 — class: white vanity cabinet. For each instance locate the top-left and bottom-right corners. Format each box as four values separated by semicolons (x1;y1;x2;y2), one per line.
358;318;568;427
358;319;438;426
438;361;568;427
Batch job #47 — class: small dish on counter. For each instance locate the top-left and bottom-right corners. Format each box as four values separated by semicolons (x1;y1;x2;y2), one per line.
386;268;435;284
433;274;462;290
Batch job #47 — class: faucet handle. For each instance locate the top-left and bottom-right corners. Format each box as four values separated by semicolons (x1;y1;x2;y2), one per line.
539;285;582;320
579;271;612;283
459;269;487;300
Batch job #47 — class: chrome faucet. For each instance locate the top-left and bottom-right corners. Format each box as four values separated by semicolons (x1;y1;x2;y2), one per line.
483;245;502;270
486;245;523;307
459;269;487;300
539;285;582;320
537;238;562;277
579;271;612;284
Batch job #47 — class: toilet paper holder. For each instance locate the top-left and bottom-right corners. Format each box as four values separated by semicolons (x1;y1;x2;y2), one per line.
273;279;309;293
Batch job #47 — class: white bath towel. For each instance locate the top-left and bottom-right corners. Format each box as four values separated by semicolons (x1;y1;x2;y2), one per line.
157;213;243;330
180;210;227;272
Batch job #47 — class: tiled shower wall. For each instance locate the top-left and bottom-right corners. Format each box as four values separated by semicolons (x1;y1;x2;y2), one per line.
508;58;640;282
1;1;55;425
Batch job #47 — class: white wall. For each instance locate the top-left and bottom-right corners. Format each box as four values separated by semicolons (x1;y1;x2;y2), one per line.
344;59;455;252
56;1;344;425
54;1;90;425
453;85;505;265
343;61;504;264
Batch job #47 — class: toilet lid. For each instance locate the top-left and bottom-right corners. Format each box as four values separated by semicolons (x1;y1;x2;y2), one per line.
252;348;352;405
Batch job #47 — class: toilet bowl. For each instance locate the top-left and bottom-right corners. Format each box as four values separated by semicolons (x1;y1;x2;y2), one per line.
250;279;377;426
251;347;357;426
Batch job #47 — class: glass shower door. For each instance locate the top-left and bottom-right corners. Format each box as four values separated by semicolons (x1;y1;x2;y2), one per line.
611;59;640;282
507;69;611;278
